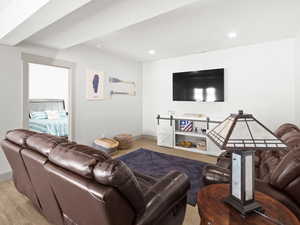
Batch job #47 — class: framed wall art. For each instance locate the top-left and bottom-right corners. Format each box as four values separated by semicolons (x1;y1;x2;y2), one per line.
86;70;105;100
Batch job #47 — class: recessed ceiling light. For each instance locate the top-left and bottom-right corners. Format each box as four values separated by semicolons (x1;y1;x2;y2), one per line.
148;49;156;55
227;32;237;39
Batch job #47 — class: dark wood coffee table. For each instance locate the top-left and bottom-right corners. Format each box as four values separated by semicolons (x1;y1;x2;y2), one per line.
197;184;299;225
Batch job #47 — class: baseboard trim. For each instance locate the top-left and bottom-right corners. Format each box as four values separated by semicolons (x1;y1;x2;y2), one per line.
139;135;157;141
132;135;143;141
0;171;12;181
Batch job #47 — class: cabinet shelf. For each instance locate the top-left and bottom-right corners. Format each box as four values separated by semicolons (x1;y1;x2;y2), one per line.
175;131;206;138
174;146;224;156
156;114;223;156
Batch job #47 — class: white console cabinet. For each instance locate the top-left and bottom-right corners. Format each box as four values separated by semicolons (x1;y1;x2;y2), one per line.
156;115;224;157
157;117;174;148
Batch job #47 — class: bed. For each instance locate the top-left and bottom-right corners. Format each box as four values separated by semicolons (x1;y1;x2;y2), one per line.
29;99;69;137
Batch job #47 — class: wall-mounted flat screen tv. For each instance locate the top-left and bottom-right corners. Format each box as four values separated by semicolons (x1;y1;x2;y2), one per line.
173;68;224;102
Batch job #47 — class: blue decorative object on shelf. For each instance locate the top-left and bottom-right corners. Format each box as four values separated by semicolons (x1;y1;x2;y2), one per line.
180;120;193;132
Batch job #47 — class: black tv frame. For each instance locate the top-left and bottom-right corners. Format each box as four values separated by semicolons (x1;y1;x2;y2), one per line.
172;68;224;102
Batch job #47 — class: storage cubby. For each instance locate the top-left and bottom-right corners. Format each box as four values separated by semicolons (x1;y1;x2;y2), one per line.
156;114;224;156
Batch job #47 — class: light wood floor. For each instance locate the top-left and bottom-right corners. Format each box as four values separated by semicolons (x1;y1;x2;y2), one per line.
0;138;217;225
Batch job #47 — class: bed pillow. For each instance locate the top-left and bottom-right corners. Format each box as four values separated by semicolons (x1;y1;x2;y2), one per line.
30;111;48;119
46;111;60;120
58;111;68;118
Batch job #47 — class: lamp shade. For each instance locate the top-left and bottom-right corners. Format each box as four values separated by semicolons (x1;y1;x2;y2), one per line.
207;110;287;151
207;110;288;216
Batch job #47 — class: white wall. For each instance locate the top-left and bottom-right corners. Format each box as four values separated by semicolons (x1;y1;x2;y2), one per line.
143;39;296;135
0;43;142;176
55;45;143;145
29;63;69;110
0;45;22;175
295;34;300;126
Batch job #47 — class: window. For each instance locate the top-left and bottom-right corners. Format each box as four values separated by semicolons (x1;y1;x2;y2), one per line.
29;63;69;110
206;87;216;102
194;88;204;101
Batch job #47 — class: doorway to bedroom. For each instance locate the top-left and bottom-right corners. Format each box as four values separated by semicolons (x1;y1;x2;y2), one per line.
22;54;74;140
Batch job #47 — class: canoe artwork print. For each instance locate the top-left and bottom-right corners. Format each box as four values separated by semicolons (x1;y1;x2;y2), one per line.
86;70;105;100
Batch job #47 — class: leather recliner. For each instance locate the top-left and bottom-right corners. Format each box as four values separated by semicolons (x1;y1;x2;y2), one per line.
203;123;300;220
1;129;190;225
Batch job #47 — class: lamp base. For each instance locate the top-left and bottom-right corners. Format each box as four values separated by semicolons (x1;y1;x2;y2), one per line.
224;196;264;216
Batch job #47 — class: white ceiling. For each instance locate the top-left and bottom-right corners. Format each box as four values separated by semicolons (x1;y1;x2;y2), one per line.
25;0;199;49
0;0;92;45
85;0;300;61
2;0;300;61
0;0;11;10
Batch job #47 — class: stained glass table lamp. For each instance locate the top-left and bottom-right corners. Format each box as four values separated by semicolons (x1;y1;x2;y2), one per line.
207;110;287;215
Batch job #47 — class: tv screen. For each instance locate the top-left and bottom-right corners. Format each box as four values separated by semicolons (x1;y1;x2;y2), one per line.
173;68;224;102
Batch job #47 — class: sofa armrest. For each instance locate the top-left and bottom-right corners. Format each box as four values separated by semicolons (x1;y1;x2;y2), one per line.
255;179;300;220
218;151;230;159
217;156;231;169
136;171;190;225
203;165;230;185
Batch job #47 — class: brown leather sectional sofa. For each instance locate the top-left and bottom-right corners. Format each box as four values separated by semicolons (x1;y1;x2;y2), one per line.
203;123;300;220
1;129;190;225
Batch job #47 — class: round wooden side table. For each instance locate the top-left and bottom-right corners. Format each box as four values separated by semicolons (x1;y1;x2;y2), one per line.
197;184;300;225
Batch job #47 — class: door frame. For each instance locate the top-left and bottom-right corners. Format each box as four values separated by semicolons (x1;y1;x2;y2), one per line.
21;53;76;140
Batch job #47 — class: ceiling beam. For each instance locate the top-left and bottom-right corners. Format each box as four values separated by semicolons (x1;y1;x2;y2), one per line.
0;0;50;41
27;0;200;49
0;0;92;46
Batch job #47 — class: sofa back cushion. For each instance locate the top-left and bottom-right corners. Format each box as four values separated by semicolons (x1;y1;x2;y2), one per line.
6;129;36;146
274;123;300;138
257;148;288;180
281;133;300;150
256;123;300;180
49;143;109;179
26;133;67;156
270;149;300;205
94;159;145;215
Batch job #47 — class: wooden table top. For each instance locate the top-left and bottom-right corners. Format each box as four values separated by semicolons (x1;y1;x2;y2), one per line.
197;184;300;225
